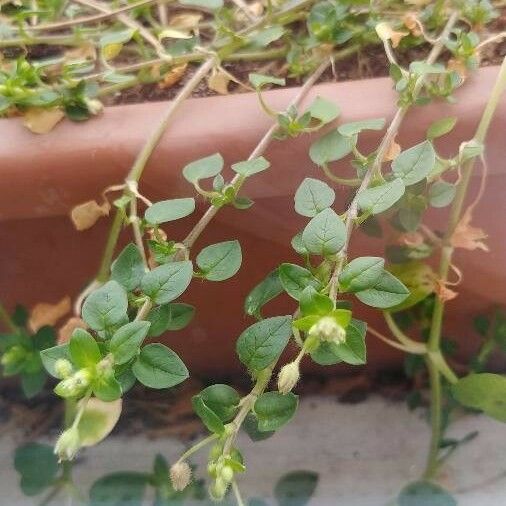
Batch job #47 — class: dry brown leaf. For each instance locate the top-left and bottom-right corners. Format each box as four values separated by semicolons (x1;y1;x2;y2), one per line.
58;317;87;344
71;200;111;231
168;13;203;32
403;13;422;37
23;107;65;134
64;43;97;62
434;280;458;302
249;1;264;16
29;296;71;333
207;69;230;95
451;209;489;251
375;22;408;48
400;232;424;248
384;138;401;161
158;64;188;89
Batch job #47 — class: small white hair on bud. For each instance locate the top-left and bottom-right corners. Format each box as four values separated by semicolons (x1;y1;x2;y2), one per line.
54;427;80;462
277;361;300;394
170;461;192;491
309;316;346;344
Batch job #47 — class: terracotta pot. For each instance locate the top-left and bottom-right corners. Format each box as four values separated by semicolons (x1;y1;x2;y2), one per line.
1;66;505;377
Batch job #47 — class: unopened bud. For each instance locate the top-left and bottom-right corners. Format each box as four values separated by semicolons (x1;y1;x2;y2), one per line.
170;461;192;491
54;368;92;398
1;345;26;367
209;476;228;501
85;98;103;115
309;316;346;344
277;361;300;394
220;465;234;483
54;358;73;379
54;427;80;461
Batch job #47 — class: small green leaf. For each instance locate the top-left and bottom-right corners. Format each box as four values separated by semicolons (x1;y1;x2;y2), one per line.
194;384;240;425
299;286;333;316
429;181;456;208
243;412;275;441
244;269;284;318
70;328;101;368
145;198;195;224
100;29;135;60
294;178;335;217
14;443;59;496
409;61;446;75
231;157;270;177
192;395;225;434
111;244;145;291
398;481;456;506
141;261;193;304
179;0;223;8
452;373;506;422
249;73;285;89
247;26;285;49
427;117;457;139
196;240;242;281
355;270;410;309
309;129;354;166
132;344;188;389
93;374;122;402
301;208;346;256
254;392;298;431
337;118;385;137
236;316;292;371
82;281;128;332
40;344;70;378
147;303;195;337
278;264;322;301
392;141;436;186
338;257;385;292
182;153;223;184
308;96;340;124
21;370;47;399
357;179;405;215
109;321;150;365
89;471;149;506
274;471;319;506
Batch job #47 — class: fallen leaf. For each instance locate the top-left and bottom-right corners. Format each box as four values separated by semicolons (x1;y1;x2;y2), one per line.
451;209;489;251
158;64;187;89
29;297;71;333
159;28;192;40
384;138;401;161
403;13;422;37
23;107;65;134
207;69;230;94
375;22;408;48
168;12;202;32
58;317;87;344
64;43;97;61
70;200;111;231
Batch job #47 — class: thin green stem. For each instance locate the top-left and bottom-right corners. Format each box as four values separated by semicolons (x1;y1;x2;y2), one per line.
424;357;442;480
176;434;218;463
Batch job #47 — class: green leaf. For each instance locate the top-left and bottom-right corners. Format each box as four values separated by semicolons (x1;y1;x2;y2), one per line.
299;286;333;316
249;73;285;89
82;281;128;332
301;208;346;256
392;141;436;186
100;29;135;60
93;373;122;402
254;392;298;431
452;373;506;422
145;198;195;224
236;316;292;371
109;321;150;365
111;244;145;291
243;412;275;441
244;269;284;318
40;344;70;378
141;261;193;304
429;181;456;208
248;26;285;49
14;443;59;496
409;61;446;75
388;262;434;312
182;153;223;184
337;118;386;137
338;257;385;292
294;178;335;217
355;270;410;309
21;370;47;399
196;240;242;281
309;129;354;166
357;179;405;215
132;343;188;389
278;264;322;301
198;384;241;421
70;328;101;368
308;96;340;124
147;303;195;337
398;481;456;506
427;117;457;139
78;397;122;447
89;472;149;506
191;395;225;434
231;157;270;177
274;471;319;506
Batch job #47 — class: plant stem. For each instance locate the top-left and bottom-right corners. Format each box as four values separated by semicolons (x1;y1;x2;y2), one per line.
423;55;506;479
176;434;218;463
95;57;215;282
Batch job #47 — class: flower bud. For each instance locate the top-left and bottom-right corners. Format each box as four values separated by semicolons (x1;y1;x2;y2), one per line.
209;477;228;502
309;316;346;344
54;427;80;461
220;465;234;483
54;358;73;379
170;461;192;491
54;368;92;398
277;361;300;394
1;345;26;367
85;98;103;116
